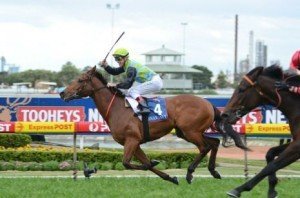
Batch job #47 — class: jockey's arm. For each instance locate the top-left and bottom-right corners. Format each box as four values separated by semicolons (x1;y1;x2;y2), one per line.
104;66;125;75
116;67;137;89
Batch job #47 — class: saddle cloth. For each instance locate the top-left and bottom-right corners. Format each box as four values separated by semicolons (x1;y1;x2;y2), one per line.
125;97;168;122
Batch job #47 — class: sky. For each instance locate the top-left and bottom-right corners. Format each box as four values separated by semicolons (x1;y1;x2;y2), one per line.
0;0;299;77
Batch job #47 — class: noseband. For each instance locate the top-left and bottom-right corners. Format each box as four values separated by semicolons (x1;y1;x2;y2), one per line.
243;75;282;108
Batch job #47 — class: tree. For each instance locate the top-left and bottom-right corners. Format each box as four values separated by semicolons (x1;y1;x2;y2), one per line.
215;70;230;88
191;65;214;89
4;70;57;87
57;62;81;86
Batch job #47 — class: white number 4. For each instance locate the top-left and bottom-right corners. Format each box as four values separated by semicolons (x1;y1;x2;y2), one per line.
154;104;162;115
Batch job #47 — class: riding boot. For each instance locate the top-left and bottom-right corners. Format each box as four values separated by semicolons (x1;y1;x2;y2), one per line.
138;99;150;114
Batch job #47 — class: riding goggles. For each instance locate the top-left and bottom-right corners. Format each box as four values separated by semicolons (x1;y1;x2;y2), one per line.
114;56;123;61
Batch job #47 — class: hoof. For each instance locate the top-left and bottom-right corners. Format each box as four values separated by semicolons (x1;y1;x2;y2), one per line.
237;144;251;151
211;171;222;179
227;189;241;198
171;177;179;185
186;174;193;184
150;160;160;167
268;191;278;198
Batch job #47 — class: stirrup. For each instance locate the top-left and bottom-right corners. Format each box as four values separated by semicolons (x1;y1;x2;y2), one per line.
137;100;150;114
138;108;150;115
138;104;150;114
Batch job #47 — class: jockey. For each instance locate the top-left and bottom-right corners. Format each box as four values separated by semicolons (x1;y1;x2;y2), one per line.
100;48;163;114
289;50;300;73
275;50;300;94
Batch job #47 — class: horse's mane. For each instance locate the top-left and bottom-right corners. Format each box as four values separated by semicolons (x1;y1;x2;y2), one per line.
262;64;284;80
94;70;108;85
93;70;125;97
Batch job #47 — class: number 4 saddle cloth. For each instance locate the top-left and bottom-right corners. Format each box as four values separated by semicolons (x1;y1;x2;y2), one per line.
125;97;168;122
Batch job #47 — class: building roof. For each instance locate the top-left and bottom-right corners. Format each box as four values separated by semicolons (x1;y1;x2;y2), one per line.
148;65;202;73
142;45;183;55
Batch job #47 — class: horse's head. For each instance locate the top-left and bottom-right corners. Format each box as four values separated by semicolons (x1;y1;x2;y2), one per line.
60;66;107;102
222;65;284;124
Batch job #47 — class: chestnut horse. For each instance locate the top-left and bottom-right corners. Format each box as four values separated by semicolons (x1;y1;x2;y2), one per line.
222;65;300;198
60;66;246;185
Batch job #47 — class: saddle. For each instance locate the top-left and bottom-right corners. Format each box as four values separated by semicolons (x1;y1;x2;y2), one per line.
124;96;168;143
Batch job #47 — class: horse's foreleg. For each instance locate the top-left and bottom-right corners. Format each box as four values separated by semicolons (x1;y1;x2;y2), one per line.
227;141;300;198
134;146;179;185
122;138;149;170
265;143;289;198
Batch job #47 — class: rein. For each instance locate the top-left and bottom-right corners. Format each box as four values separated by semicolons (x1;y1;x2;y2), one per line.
104;92;117;120
242;75;282;108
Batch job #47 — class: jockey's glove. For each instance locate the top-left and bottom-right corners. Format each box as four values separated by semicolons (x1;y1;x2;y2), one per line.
274;81;290;90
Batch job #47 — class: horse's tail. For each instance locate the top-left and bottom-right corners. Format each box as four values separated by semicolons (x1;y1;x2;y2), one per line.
212;105;250;151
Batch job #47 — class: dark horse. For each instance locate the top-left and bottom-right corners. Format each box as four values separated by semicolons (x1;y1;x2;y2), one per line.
222;65;300;198
60;66;247;184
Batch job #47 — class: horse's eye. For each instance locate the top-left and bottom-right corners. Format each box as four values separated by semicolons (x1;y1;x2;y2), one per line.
78;79;83;83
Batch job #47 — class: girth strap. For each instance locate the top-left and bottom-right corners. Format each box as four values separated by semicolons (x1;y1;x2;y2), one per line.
141;114;151;143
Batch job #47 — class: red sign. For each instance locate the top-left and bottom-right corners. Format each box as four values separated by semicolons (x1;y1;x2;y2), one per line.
0;122;15;133
236;109;263;124
16;106;85;122
76;122;110;133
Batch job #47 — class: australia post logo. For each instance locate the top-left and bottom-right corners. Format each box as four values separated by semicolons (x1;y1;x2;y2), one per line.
16;106;85;122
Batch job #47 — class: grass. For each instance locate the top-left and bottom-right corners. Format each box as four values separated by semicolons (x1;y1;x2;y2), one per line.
0;177;299;198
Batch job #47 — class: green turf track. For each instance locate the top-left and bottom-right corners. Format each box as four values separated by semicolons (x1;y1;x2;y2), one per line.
0;177;299;198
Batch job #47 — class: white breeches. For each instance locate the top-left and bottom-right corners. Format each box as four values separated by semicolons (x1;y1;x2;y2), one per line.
127;75;163;99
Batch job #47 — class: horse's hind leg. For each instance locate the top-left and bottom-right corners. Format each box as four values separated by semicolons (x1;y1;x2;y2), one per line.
186;136;220;184
186;144;210;184
206;137;221;179
134;146;179;185
266;143;289;198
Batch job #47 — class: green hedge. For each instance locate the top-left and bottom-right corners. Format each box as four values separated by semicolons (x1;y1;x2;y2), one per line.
0;134;32;148
0;150;208;170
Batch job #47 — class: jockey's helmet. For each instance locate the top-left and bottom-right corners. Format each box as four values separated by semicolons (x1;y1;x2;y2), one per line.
113;48;129;57
290;50;300;68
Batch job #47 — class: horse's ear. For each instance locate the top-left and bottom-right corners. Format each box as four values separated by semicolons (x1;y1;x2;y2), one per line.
254;66;264;75
92;65;97;72
248;66;264;79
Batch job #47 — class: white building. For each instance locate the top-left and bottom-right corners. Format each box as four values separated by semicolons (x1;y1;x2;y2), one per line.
142;45;202;90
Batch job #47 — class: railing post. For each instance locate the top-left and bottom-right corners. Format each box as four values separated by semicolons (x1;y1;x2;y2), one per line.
73;132;77;180
244;135;249;180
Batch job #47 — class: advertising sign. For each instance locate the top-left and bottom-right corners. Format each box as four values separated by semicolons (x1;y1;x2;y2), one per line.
0;95;289;134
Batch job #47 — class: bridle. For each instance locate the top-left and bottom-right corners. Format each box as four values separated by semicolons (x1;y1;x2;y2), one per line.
78;72;117;120
78;73;106;94
242;75;282;108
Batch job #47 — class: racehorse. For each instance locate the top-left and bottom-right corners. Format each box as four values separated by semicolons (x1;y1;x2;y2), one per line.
221;65;300;198
60;66;247;185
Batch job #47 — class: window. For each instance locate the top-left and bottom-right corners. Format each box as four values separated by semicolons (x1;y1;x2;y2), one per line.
170;73;183;79
146;56;152;63
164;56;175;62
152;55;161;62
